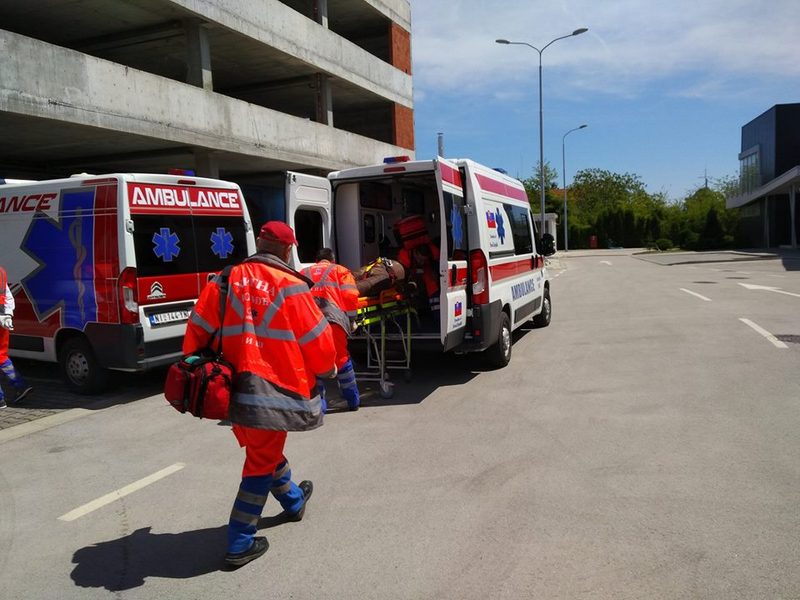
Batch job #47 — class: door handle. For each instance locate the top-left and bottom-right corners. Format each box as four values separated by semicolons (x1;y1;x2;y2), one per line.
450;264;457;286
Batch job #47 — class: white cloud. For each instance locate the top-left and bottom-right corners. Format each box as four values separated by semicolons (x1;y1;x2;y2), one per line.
409;0;800;100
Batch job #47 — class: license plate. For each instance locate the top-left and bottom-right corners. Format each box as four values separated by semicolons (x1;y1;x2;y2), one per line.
149;310;190;326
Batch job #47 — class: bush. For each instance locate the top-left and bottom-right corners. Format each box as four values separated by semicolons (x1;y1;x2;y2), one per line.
655;238;673;251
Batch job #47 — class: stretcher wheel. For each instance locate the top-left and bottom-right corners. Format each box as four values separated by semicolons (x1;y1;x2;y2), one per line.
379;381;394;399
403;369;413;383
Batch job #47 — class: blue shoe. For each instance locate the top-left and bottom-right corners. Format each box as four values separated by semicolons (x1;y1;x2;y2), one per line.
286;480;313;522
224;536;268;567
0;397;6;409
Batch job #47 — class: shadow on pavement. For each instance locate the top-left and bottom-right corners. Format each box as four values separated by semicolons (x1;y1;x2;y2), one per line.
332;330;532;410
2;359;167;411
71;525;227;591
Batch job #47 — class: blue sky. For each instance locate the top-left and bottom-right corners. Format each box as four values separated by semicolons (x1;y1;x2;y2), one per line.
409;0;800;201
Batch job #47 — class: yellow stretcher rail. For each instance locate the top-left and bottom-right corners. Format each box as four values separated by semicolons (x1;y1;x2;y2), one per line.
353;290;414;399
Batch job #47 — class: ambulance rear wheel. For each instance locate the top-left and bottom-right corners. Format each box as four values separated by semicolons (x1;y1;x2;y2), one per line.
59;337;110;395
488;313;512;368
533;288;552;328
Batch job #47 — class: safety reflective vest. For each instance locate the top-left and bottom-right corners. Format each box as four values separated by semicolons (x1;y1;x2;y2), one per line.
302;260;359;319
183;253;336;431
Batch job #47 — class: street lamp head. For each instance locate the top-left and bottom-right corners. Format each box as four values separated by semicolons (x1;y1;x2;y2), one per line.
495;39;510;44
579;124;588;129
572;28;589;36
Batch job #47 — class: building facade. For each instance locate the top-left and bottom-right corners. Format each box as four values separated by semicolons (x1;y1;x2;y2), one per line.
727;103;800;248
0;0;413;182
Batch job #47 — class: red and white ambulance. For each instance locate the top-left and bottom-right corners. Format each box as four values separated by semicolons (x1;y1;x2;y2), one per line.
262;157;553;368
0;173;255;393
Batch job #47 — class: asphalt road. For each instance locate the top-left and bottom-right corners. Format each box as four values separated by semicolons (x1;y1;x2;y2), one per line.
1;249;799;599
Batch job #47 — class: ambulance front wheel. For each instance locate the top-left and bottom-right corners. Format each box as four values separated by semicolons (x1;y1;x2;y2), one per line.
59;336;110;395
533;288;552;328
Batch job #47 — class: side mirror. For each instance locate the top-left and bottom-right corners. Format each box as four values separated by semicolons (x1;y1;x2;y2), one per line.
540;233;556;256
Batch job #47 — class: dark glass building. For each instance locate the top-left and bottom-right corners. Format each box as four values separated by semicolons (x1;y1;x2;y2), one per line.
727;103;800;248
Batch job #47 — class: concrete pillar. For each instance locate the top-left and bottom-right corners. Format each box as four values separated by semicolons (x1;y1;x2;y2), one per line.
313;0;329;28
185;20;213;91
193;149;219;178
314;73;333;126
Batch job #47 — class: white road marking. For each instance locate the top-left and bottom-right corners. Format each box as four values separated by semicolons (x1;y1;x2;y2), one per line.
680;288;712;302
600;260;612;265
765;274;786;279
739;282;800;298
58;463;186;522
739;318;788;349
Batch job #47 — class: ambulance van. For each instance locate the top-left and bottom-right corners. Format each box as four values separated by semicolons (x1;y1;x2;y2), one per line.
263;156;553;368
0;173;255;393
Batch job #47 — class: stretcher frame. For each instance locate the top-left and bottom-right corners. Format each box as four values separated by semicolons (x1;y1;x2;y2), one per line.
352;291;414;399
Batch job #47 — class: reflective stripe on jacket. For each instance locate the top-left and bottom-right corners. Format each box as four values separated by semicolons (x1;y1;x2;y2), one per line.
0;267;11;316
302;260;360;319
183;253;337;431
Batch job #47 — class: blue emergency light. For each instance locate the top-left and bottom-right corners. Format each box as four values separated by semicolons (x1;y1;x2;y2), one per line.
383;156;410;164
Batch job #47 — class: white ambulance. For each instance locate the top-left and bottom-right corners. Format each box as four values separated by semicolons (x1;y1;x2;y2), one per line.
0;173;255;393
260;156;554;368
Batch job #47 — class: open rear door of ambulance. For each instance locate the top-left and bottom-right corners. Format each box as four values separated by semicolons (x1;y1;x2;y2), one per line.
285;172;332;268
434;157;469;351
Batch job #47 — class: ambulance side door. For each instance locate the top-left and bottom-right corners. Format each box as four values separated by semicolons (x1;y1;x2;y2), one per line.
285;172;332;268
434;157;468;351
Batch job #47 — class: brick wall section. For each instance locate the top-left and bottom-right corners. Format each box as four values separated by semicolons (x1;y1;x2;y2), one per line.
390;23;414;149
389;23;412;74
392;104;414;149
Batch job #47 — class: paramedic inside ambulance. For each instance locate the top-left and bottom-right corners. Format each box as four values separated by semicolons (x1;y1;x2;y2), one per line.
401;243;440;321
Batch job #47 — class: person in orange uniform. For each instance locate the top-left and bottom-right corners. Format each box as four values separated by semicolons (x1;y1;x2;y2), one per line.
398;242;441;315
183;222;337;568
302;248;360;412
0;266;33;409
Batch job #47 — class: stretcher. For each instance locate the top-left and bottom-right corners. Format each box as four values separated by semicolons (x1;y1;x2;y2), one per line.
352;289;414;399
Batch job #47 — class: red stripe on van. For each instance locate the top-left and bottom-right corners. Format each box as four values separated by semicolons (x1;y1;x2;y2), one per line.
93;183;119;323
475;174;528;202
440;162;462;188
489;257;536;282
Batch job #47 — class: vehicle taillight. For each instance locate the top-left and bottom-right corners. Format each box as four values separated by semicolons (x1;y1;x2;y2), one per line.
118;267;139;324
469;249;489;305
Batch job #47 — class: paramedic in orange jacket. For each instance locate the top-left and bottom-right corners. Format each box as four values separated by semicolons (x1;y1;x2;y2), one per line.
183;221;337;568
0;266;33;409
398;242;441;314
302;248;360;412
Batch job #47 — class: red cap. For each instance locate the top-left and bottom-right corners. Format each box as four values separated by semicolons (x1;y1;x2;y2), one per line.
259;221;297;246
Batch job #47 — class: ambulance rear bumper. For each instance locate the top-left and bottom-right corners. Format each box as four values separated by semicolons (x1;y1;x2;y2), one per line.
85;323;183;371
457;300;503;352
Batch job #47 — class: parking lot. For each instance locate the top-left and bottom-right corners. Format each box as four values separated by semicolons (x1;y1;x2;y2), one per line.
1;248;799;599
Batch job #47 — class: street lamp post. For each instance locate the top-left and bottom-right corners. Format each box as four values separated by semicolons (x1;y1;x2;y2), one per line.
562;124;587;252
496;28;588;239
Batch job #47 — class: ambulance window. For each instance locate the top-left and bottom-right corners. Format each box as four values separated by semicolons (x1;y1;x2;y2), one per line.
193;216;250;272
295;209;323;263
505;204;533;255
359;182;392;211
443;191;467;260
132;215;198;276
